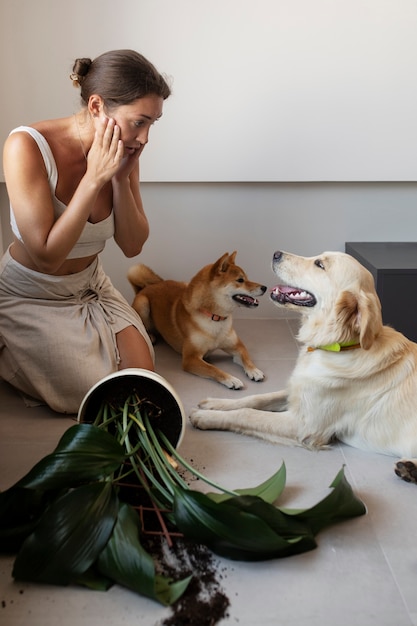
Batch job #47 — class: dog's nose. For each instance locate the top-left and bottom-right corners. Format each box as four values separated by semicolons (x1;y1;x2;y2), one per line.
273;251;283;262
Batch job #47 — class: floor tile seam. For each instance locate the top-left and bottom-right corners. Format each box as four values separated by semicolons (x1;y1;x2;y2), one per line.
378;542;415;624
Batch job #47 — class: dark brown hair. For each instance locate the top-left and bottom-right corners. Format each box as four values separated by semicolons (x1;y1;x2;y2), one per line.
71;49;171;108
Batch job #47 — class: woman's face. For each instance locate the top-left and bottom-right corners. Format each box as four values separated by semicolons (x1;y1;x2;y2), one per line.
106;94;164;156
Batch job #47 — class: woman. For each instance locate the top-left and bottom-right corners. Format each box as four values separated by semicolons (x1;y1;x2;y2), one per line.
0;49;171;413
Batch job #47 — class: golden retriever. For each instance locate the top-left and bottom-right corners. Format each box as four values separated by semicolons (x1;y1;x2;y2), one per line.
128;252;266;389
190;250;417;483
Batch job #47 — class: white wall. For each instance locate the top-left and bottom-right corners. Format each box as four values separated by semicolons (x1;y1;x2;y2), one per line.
3;181;416;318
2;1;417;317
1;0;417;182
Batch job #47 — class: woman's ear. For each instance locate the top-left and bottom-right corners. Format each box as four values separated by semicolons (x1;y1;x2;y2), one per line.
87;95;104;118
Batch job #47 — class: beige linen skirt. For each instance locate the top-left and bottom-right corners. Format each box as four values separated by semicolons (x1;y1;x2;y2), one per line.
0;248;154;413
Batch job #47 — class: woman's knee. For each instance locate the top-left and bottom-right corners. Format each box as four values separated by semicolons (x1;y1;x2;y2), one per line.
116;325;155;370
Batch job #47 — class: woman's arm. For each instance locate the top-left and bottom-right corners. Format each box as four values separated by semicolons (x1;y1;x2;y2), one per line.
111;156;150;258
3;119;123;273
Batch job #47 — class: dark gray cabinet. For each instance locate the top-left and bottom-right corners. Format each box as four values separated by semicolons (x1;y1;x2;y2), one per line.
345;242;417;342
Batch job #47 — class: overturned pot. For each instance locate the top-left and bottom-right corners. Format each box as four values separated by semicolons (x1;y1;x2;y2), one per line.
77;368;186;449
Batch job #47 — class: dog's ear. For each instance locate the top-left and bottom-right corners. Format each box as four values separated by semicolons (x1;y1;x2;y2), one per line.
336;290;382;350
211;252;230;275
212;251;238;275
359;291;383;349
219;251;237;272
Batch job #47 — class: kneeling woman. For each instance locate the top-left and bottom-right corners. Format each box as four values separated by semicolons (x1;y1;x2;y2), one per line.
0;49;171;413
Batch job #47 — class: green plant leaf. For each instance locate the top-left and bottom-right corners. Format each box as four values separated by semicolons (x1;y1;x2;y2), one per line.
173;487;311;561
14;424;125;491
281;467;367;534
12;481;118;585
226;495;315;541
173;467;366;562
97;502;191;606
207;462;287;504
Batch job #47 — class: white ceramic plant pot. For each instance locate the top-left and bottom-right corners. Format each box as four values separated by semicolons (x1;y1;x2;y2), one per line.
77;368;186;449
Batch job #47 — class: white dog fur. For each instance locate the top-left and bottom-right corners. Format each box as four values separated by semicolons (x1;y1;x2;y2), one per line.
190;250;417;482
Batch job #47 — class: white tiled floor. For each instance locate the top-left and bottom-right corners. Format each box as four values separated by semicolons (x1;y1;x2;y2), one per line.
1;318;417;626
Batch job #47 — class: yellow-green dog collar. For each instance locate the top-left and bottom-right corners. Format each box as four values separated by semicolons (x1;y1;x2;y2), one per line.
307;340;361;353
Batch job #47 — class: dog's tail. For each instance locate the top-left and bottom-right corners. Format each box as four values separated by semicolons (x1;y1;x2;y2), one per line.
127;264;163;293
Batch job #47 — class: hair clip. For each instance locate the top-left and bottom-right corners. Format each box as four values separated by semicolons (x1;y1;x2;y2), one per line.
70;73;80;87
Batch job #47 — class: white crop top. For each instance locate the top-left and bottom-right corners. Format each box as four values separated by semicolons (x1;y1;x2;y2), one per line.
9;126;115;260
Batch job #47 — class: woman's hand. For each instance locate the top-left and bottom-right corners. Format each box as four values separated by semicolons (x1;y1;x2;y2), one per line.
114;142;145;181
86;117;125;185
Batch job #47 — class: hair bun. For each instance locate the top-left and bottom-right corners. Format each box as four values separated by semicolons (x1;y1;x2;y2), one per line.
70;57;93;87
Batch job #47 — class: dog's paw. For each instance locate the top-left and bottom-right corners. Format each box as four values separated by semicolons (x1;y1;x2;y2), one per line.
189;408;212;430
245;367;265;382
395;459;417;484
222;375;244;390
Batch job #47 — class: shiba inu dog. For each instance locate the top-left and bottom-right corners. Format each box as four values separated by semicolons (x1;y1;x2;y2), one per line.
128;252;266;388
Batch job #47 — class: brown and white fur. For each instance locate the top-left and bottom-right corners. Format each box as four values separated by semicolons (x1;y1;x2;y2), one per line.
190;250;417;483
128;252;267;389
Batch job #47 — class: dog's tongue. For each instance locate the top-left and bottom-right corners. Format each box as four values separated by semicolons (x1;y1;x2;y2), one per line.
233;294;259;307
272;285;309;297
271;285;301;298
271;284;316;306
273;285;294;294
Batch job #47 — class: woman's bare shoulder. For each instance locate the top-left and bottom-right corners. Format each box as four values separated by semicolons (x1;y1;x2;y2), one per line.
4;118;71;168
5;118;69;146
3;130;45;177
